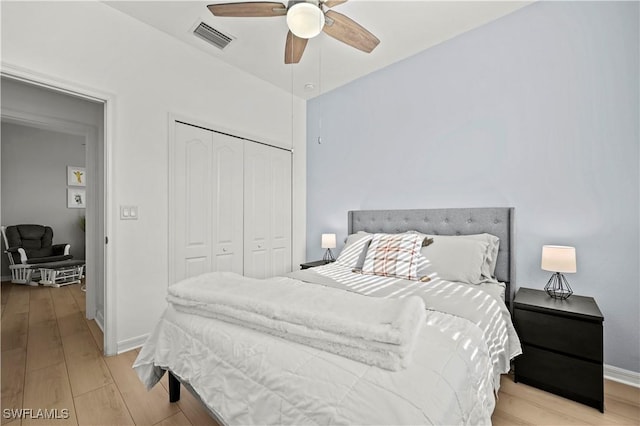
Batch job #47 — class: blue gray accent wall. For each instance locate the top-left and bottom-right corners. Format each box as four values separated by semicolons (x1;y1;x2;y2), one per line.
306;1;639;373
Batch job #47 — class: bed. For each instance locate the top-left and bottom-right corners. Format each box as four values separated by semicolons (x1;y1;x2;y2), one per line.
134;207;521;425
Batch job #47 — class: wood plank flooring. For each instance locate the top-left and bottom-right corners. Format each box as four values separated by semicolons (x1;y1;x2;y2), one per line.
1;281;215;426
2;280;639;425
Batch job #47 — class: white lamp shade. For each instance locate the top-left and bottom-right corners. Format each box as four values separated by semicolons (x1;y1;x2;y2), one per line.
541;245;576;273
286;2;325;39
321;233;336;249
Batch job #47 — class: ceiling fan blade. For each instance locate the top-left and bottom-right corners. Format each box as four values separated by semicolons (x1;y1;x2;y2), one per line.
323;10;379;53
323;0;348;8
285;31;308;64
208;2;286;17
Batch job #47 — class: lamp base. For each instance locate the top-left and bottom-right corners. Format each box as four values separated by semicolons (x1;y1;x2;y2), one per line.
323;248;335;262
544;272;573;300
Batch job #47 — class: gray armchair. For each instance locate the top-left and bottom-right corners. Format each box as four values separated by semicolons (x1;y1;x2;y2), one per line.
1;224;72;283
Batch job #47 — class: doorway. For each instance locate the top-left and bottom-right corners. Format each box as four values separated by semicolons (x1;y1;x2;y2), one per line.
0;75;111;353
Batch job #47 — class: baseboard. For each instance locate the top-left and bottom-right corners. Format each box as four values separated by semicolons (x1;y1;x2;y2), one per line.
604;364;640;388
117;333;149;354
1;274;11;282
95;310;105;332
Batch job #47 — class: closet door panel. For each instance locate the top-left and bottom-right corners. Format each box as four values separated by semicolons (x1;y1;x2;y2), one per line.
270;149;292;276
244;143;271;278
174;124;213;281
212;135;244;274
272;247;289;277
185;257;208;279
244;142;292;278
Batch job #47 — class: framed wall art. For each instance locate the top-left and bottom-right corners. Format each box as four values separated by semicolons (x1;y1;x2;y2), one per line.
68;188;86;208
67;166;86;187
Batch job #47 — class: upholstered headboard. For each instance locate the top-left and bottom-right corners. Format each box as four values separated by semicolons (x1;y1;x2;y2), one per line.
348;207;515;307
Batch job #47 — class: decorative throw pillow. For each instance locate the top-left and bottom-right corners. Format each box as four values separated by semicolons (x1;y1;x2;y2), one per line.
335;232;372;268
404;230;434;247
361;233;424;280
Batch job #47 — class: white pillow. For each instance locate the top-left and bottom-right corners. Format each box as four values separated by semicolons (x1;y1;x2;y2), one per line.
335;232;372;268
408;231;500;280
458;233;500;279
362;233;424;280
420;236;490;284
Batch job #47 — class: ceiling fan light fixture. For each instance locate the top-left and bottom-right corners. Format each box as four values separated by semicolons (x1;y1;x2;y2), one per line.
286;2;325;39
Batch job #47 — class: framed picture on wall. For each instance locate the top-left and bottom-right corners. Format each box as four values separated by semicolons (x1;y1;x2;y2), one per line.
67;166;86;187
68;188;86;209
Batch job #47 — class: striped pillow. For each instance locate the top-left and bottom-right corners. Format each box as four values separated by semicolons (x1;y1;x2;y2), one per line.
362;233;424;280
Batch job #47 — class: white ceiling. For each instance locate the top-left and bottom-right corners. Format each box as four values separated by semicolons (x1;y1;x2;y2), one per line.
106;1;532;99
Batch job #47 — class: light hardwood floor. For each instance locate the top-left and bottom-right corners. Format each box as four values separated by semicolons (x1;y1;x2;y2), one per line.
2;281;639;425
1;281;217;426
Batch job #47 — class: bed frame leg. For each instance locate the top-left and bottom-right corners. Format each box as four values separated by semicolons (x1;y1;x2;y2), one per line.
168;371;181;402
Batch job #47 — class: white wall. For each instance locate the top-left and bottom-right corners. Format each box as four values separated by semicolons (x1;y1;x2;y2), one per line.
1;123;86;276
307;1;639;373
1;1;306;352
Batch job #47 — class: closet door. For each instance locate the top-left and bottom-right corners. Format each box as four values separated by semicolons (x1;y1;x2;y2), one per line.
244;142;292;278
174;123;213;281
211;133;244;273
270;149;292;276
172;123;243;282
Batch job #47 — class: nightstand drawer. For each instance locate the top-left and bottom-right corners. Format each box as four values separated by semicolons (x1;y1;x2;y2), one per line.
516;344;603;411
514;308;602;362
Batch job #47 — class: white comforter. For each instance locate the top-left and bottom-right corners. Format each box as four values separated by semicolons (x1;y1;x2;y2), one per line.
134;269;521;425
167;272;426;371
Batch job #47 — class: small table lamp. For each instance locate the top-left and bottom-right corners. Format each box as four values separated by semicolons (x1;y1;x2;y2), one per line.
321;233;336;262
541;245;576;300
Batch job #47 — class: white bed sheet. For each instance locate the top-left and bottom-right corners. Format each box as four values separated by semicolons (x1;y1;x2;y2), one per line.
134;270;521;425
289;264;521;390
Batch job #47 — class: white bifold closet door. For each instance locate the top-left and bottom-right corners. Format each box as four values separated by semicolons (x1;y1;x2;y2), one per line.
173;122;244;281
243;142;292;278
172;121;292;283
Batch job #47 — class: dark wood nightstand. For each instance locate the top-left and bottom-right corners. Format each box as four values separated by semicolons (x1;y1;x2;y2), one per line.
299;260;334;270
513;287;604;412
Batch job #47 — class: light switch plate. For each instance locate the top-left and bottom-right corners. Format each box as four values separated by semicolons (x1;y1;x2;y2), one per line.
120;205;139;220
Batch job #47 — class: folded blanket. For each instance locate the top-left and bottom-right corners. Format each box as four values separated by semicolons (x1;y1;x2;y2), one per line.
167;272;426;371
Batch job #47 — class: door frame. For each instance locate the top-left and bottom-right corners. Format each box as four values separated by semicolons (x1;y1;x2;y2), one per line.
1;108;99;319
1;62;117;355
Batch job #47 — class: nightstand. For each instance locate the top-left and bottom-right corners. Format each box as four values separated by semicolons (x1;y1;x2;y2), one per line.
300;260;334;270
513;287;604;412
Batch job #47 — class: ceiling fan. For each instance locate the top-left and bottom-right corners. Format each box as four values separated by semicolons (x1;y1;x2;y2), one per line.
207;0;380;64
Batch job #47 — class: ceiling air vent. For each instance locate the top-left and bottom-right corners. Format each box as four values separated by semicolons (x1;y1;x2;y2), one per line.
194;22;233;50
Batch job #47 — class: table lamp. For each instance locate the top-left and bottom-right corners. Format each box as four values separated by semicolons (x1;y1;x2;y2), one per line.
541;245;576;300
322;233;336;262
